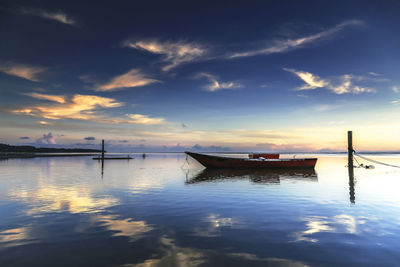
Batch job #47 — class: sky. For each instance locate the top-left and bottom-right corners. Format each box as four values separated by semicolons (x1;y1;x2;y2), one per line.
1;0;400;152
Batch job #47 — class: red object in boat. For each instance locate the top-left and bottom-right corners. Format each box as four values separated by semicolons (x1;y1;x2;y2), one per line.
249;153;280;159
185;152;317;169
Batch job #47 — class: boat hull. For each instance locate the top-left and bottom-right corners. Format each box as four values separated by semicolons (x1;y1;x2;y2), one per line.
185;152;317;169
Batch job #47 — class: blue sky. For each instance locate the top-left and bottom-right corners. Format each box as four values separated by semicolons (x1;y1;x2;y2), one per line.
1;0;400;152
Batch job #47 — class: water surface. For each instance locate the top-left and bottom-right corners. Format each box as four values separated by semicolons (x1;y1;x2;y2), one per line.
1;154;400;266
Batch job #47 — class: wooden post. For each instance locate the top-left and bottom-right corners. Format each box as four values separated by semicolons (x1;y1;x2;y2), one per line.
347;131;355;204
348;131;353;168
101;140;105;160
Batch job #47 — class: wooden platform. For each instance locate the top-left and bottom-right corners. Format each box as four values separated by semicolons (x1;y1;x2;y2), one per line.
92;156;133;160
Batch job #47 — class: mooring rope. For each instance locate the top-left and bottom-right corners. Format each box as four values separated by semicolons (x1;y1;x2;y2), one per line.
354;152;400;169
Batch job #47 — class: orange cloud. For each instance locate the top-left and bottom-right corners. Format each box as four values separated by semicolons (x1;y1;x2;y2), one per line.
97;69;158;91
14;94;123;121
13;93;165;125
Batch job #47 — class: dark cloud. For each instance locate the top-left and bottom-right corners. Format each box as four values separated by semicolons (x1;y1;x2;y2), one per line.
118;140;129;143
84;136;96;141
19;136;30;140
182;123;187;128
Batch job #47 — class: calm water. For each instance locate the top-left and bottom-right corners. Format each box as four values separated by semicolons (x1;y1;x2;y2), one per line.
1;154;400;266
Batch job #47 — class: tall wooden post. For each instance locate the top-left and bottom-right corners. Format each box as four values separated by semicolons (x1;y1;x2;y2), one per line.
347;131;353;168
347;131;355;204
101;140;105;160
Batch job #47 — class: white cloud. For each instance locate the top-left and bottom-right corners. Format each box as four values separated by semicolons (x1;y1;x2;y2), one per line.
368;72;381;76
20;8;76;25
123;40;207;71
126;114;165;125
96;69;158;91
284;68;375;94
36;132;56;144
392;86;400;93
198;73;243;92
229;20;364;58
0;63;44;82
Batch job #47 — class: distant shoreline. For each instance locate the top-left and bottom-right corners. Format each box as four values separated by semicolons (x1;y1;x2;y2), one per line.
0;143;102;159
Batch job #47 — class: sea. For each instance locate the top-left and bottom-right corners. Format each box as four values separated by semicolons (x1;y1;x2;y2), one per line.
1;153;400;266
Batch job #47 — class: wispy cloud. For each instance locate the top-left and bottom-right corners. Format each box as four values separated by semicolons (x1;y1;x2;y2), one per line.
126;114;165;125
25;93;66;103
123;40;207;71
0;63;45;82
229;20;364;58
284;68;375;94
197;73;243;92
368;72;381;76
95;69;158;91
13;93;165;125
20;8;76;25
392;86;400;93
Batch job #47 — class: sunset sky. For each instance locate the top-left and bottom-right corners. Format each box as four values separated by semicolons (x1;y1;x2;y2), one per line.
1;0;400;152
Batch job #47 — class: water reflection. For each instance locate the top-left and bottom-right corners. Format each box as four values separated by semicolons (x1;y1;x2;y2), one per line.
2;154;400;266
293;214;369;243
186;168;317;185
9;186;118;215
97;215;153;241
348;164;356;204
192;213;243;237
0;226;34;248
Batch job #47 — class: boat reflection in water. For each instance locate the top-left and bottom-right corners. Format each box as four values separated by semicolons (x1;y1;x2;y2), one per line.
185;168;317;185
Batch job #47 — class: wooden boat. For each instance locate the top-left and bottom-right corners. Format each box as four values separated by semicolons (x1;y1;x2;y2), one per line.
185;152;317;169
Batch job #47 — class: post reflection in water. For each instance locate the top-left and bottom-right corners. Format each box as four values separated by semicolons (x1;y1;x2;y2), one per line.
186;168;318;185
348;164;355;204
101;158;104;178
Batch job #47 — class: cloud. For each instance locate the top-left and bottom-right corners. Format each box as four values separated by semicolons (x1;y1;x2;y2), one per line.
123;40;207;71
284;68;375;94
14;93;123;121
20;8;76;25
14;93;165;125
84;136;96;141
19;136;30;140
182;123;187;128
36;132;56;144
25;93;66;103
392;86;400;93
96;69;158;91
126;114;165;125
368;72;381;76
197;73;243;92
229;20;364;58
37;121;52;125
0;63;45;82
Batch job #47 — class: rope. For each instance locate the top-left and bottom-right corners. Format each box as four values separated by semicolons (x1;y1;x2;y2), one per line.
354;152;400;169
